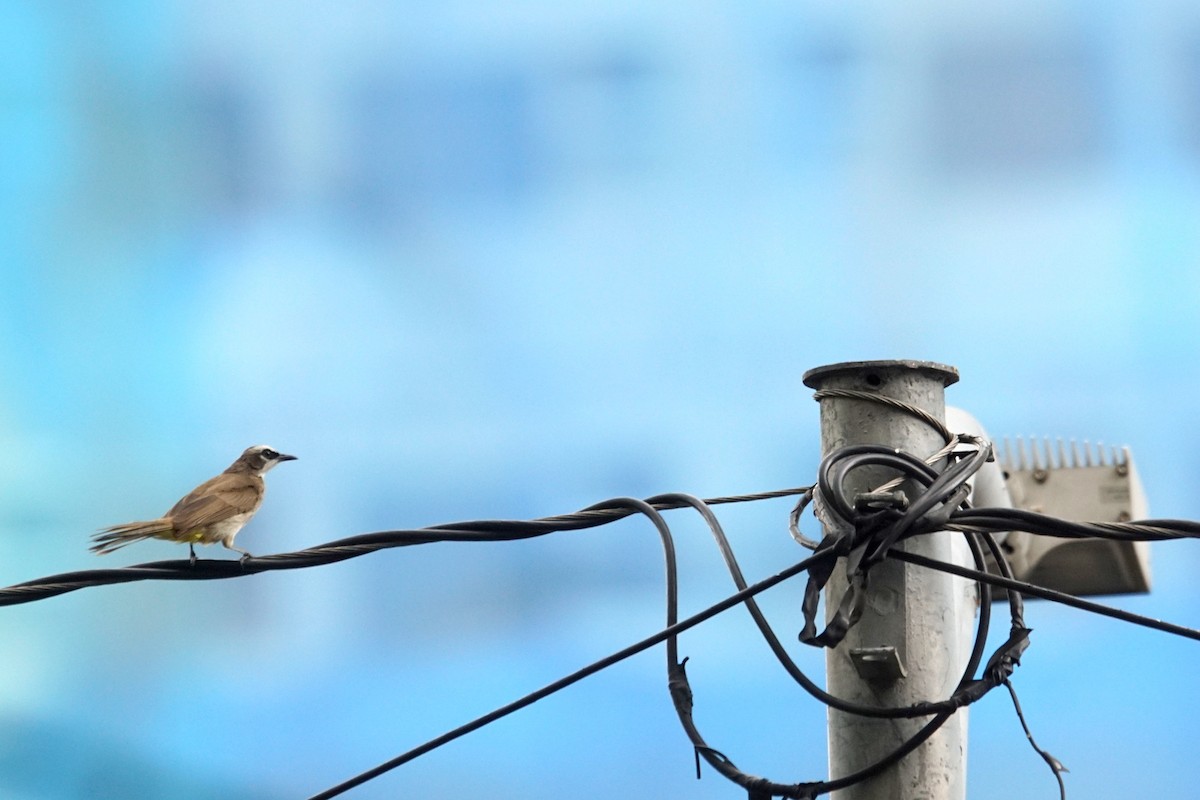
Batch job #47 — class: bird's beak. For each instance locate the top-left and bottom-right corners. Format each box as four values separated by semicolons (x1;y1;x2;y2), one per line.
277;453;298;462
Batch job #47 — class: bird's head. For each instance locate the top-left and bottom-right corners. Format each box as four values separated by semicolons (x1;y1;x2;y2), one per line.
233;445;298;476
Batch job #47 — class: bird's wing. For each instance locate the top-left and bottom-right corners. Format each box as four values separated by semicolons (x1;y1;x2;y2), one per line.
167;473;262;531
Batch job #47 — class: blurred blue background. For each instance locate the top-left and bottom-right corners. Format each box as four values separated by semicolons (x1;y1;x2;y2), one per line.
2;1;1199;798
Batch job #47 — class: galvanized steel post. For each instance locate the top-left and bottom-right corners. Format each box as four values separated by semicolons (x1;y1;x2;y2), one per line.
802;360;974;800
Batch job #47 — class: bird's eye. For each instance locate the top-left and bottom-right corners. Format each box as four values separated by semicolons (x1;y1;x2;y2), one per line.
263;449;279;459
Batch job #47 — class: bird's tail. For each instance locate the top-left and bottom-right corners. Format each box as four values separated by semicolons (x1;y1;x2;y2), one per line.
91;518;174;555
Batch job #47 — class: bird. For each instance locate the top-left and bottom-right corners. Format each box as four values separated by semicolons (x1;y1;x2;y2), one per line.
91;445;297;563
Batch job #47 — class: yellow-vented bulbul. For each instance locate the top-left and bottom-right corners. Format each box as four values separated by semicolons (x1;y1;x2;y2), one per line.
91;445;296;563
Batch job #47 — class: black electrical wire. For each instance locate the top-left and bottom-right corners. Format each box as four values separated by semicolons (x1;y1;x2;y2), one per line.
651;449;1046;798
659;492;977;798
6;420;1200;799
310;496;683;800
1004;679;1068;800
308;479;1024;800
0;488;809;607
309;545;829;800
894;547;1200;642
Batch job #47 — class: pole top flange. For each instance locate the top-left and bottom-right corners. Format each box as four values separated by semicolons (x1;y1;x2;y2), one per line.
802;359;959;390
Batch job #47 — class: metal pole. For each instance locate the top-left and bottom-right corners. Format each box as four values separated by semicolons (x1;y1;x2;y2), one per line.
802;360;974;800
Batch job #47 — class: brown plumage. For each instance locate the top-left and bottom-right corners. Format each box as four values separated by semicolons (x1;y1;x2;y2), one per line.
92;445;297;562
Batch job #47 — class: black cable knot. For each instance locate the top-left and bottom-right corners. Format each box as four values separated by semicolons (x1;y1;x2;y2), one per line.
668;657;694;712
983;625;1032;684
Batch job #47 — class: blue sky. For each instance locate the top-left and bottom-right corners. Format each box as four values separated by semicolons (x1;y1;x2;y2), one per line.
2;2;1199;798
